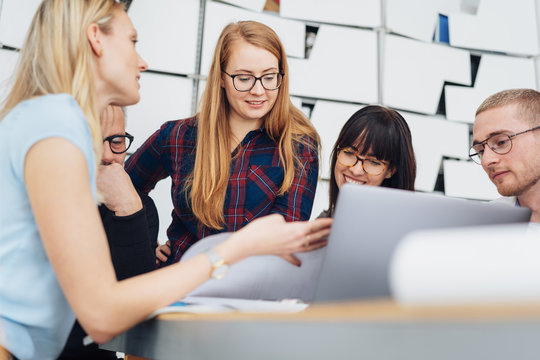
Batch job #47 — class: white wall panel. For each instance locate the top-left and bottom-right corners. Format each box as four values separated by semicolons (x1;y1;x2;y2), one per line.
537;0;540;57
401;112;469;192
0;48;18;101
383;34;470;115
309;100;364;179
386;0;460;42
201;1;305;75
128;0;199;74
280;0;381;28
445;54;537;123
290;96;302;110
127;73;193;151
536;0;540;88
0;0;41;48
149;177;174;245
443;160;499;200
220;0;266;12
449;0;540;56
289;25;378;103
536;57;540;90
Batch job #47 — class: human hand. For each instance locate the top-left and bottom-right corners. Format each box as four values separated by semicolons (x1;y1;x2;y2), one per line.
220;214;332;266
156;240;171;265
97;163;142;216
275;217;331;266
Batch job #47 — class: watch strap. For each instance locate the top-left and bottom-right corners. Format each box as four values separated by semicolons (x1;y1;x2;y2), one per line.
204;247;228;279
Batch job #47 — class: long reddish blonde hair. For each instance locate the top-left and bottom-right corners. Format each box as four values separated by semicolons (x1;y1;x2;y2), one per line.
189;21;319;229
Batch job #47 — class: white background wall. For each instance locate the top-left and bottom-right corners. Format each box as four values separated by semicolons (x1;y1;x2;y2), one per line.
0;0;539;243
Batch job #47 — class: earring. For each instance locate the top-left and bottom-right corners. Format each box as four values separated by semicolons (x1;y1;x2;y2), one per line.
98;49;103;57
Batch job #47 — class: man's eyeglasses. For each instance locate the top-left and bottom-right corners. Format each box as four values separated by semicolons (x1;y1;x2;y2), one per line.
469;125;540;164
222;71;283;92
336;147;388;176
103;133;134;154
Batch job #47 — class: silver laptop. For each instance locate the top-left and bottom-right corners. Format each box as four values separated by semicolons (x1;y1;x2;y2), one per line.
312;184;531;302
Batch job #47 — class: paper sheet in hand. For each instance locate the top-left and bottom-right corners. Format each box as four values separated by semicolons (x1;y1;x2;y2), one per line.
180;233;326;302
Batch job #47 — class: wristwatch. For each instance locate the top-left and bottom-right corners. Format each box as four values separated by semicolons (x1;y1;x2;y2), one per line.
204;248;229;280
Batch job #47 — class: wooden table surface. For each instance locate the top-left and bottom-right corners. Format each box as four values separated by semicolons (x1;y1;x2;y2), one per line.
104;300;540;360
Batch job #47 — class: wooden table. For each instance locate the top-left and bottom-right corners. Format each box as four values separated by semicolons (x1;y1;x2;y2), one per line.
102;300;540;359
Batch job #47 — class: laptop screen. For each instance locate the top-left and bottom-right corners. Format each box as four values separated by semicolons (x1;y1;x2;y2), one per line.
313;184;531;302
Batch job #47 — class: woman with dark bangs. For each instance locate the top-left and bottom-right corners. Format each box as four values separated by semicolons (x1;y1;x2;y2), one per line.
322;105;416;218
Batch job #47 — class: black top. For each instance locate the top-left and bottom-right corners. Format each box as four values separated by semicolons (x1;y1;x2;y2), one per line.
57;192;158;360
102;192;159;280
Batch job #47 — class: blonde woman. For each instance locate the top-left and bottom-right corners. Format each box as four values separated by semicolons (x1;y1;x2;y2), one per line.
126;21;320;265
0;2;331;359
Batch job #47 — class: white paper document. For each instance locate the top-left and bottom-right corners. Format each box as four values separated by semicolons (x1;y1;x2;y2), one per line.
149;296;308;318
183;296;308;313
149;300;234;318
180;233;327;302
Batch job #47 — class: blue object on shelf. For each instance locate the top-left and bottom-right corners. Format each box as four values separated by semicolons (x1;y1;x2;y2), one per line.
438;14;450;44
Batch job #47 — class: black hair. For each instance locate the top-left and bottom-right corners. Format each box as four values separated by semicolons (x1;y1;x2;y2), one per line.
326;105;416;217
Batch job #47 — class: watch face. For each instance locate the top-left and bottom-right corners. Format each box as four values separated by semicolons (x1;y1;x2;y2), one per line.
212;264;230;280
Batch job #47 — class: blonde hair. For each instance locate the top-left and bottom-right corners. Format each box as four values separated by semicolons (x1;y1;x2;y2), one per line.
476;88;540;125
190;21;320;229
0;0;124;168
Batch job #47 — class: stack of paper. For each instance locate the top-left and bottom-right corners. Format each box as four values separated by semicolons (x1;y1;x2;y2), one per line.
149;297;308;318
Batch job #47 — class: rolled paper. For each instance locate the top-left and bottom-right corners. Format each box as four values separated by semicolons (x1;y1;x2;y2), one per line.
389;224;540;305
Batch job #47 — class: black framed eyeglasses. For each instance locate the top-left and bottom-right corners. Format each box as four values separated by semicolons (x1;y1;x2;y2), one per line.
222;71;283;92
336;146;388;176
469;125;540;164
103;132;134;154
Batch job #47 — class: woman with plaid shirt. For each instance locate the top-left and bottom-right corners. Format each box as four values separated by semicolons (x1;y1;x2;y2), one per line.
126;21;320;265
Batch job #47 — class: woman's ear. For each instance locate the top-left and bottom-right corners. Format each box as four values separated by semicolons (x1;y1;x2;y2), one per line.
220;73;225;88
86;23;103;57
384;167;396;179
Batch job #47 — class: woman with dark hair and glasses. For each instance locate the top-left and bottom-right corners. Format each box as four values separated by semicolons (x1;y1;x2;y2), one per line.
126;21;320;265
322;105;416;218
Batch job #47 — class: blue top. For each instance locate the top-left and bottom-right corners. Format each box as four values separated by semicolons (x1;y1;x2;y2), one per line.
0;94;96;360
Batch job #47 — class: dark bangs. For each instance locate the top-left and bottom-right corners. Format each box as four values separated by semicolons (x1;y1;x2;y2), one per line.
327;105;416;217
340;106;405;165
349;119;399;163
